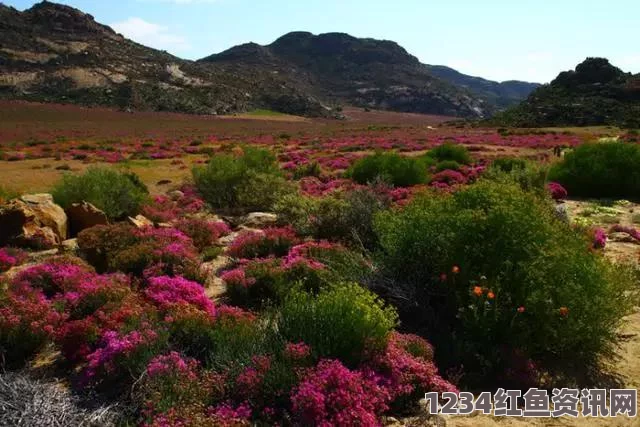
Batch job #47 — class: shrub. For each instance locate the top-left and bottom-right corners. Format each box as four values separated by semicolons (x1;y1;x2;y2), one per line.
0;247;27;273
78;225;202;281
292;161;322;180
226;227;299;259
346;152;428;187
52;167;149;220
290;359;391;426
425;143;472;165
483;159;548;194
174;218;230;251
278;284;398;367
548;141;640;199
490;157;529;173
193;146;291;211
0;285;65;368
275;185;392;249
144;276;215;316
434;160;462;172
548;181;568;200
374;181;637;386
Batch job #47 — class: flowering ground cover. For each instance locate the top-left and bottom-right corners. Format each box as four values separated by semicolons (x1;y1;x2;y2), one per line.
1;102;639;426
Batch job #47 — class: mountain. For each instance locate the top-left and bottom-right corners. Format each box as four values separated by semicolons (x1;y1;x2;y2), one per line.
424;65;540;109
491;58;640;127
200;32;538;118
0;2;330;116
0;2;538;118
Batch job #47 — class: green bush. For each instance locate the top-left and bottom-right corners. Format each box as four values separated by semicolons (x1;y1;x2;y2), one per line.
52;167;148;220
425;143;472;165
292;161;322;180
346;152;428;187
278;284;398;367
549;141;640;199
435;160;462;172
275;186;392;249
483;159;548;195
193;146;292;211
374;181;636;386
490;157;529;173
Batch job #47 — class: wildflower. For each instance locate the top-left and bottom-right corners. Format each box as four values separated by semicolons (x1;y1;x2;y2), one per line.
439;273;447;282
559;306;569;317
517;306;526;313
487;291;495;300
473;286;483;296
452;265;460;274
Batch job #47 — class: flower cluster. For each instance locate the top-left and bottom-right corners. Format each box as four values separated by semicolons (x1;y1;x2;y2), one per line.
0;247;27;272
548;181;568;200
226;227;299;259
593;227;607;249
290;359;391;426
145;276;215;316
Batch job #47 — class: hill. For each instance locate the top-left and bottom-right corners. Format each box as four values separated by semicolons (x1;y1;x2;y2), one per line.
490;57;640;127
200;32;538;118
0;2;538;118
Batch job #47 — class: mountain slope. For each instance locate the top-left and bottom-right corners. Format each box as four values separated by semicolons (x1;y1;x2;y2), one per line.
424;65;540;109
0;2;537;118
0;2;330;116
201;32;501;118
491;58;640;127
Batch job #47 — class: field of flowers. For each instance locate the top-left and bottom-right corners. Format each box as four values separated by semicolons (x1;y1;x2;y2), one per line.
1;101;639;426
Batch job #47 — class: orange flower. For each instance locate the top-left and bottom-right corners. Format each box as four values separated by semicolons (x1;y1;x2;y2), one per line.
473;286;483;296
559;306;569;317
452;265;460;274
487;291;495;300
517;306;525;313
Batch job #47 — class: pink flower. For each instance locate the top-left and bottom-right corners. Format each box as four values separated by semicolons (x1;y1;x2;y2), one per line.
145;276;215;316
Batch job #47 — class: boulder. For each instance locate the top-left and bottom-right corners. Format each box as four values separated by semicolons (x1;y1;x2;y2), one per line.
241;212;278;228
0;194;67;249
61;238;80;252
167;190;184;201
128;214;154;228
66;201;108;236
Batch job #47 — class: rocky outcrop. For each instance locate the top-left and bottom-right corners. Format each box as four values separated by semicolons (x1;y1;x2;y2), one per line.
66;201;108;236
0;194;67;249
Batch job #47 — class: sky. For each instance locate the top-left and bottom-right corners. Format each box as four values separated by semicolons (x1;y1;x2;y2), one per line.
6;0;640;83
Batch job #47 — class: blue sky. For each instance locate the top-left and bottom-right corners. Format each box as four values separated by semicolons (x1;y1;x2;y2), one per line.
6;0;640;83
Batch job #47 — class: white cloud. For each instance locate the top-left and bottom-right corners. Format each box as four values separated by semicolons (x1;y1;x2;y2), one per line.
111;17;191;53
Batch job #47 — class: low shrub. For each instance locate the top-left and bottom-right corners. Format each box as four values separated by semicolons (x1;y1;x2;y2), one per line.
483;159;548;194
193;146;292;211
275;185;392;249
78;225;202;281
174;218;230;251
549;141;640;199
425;143;472;165
52;167;149;220
374;180;637;386
0;247;28;273
226;227;299;259
0;284;65;368
434;160;462;172
0;186;17;204
290;359;391;425
278;284;398;367
346;152;428;187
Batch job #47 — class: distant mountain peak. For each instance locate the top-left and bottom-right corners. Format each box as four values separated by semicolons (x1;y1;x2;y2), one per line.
492;57;640;127
24;0;114;36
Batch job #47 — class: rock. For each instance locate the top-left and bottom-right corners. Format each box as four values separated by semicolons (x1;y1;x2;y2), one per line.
241;212;278;228
608;232;640;244
61;238;79;252
65;201;108;236
128;215;154;228
554;203;569;223
0;194;67;249
167;190;184;201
